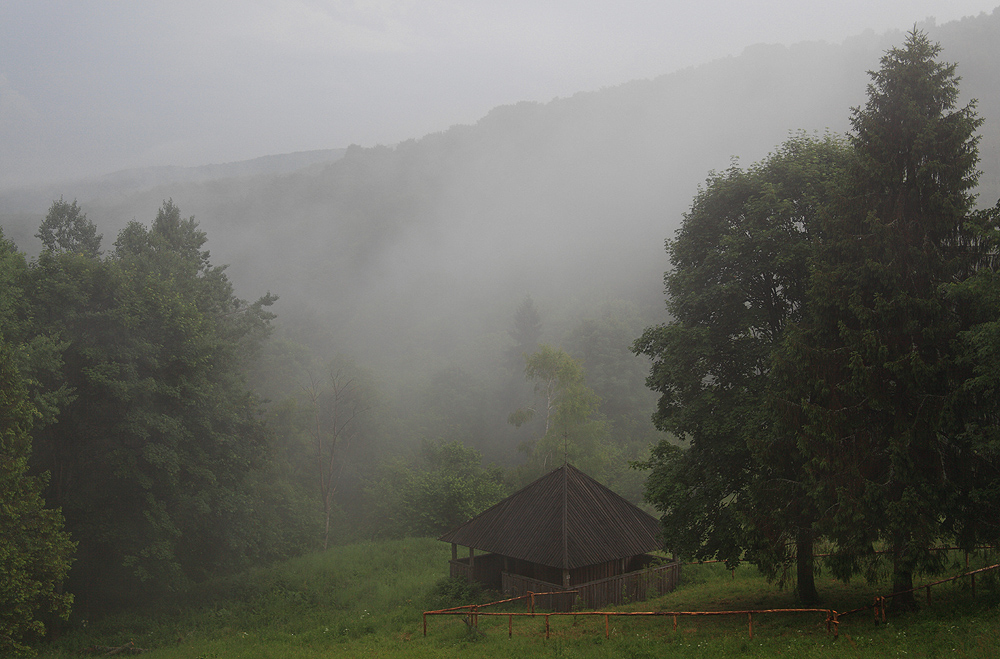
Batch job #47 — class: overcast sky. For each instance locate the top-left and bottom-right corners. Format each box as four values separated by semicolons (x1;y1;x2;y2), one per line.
1;1;997;187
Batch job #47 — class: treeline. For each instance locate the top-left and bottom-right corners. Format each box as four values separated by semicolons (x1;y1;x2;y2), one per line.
0;202;659;656
635;31;1000;612
1;201;284;625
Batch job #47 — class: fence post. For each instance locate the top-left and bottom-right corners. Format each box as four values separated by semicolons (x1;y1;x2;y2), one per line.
545;614;550;640
968;554;976;599
509;614;513;639
605;614;610;639
748;612;753;639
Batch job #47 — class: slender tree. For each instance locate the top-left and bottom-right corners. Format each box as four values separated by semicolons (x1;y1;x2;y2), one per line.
505;294;542;370
509;345;609;481
303;358;373;550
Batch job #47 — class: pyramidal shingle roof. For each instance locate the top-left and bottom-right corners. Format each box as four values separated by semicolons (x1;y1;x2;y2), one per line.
438;463;663;570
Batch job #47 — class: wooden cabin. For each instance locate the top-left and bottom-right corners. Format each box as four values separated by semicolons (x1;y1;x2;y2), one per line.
439;463;680;610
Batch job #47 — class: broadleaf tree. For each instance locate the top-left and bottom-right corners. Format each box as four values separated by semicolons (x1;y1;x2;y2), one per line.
301;356;375;550
633;133;850;603
509;344;610;484
35;197;102;258
363;439;507;538
0;335;75;658
27;200;277;605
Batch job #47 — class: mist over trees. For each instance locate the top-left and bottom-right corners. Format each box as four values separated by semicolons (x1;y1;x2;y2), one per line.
3;10;1000;651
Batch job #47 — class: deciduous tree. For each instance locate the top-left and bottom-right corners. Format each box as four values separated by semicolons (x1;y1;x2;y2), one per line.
35;198;102;258
28;201;276;604
633;133;849;603
509;345;610;482
302;357;374;550
0;336;75;658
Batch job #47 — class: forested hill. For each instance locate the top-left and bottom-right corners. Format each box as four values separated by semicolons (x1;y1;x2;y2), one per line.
3;11;1000;381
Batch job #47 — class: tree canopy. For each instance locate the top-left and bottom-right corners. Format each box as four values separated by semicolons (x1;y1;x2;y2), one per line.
636;31;1000;607
24;200;278;605
774;30;990;611
509;344;611;482
633;132;850;603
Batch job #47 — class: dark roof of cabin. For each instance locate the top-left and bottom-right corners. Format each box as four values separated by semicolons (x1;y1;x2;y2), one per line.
438;463;662;570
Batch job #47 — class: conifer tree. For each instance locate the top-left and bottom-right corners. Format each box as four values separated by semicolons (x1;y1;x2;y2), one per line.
778;31;984;611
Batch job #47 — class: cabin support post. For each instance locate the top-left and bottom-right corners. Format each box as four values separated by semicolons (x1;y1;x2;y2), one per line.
451;543;457;561
468;547;475;583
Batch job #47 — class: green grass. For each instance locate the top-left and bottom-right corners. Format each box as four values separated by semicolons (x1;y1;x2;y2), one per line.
35;543;1000;658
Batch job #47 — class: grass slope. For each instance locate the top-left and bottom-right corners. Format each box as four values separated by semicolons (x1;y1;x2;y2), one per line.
37;539;1000;658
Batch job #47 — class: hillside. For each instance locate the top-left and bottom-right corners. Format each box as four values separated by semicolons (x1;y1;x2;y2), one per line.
3;13;1000;384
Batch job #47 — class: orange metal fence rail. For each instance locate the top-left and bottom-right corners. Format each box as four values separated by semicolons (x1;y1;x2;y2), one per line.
423;561;1000;642
425;605;837;640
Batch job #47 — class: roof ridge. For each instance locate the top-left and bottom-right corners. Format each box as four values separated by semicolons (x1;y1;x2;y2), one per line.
562;461;569;570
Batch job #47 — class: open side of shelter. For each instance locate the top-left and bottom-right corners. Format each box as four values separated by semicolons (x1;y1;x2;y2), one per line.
438;463;680;610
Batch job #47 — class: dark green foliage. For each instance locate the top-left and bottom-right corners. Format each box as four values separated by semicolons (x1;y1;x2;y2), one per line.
636;32;1000;611
943;202;1000;551
430;577;491;609
0;337;75;658
774;31;990;610
633;133;850;603
364;440;507;538
24;200;278;606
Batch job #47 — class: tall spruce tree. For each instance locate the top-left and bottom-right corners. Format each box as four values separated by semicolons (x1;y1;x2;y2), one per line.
776;31;984;611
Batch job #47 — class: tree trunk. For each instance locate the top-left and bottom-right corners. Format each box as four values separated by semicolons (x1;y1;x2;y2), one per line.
323;506;331;551
795;528;820;605
889;538;919;613
889;564;918;613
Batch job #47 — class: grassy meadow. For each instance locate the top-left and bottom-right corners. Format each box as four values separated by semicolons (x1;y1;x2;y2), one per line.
36;538;1000;658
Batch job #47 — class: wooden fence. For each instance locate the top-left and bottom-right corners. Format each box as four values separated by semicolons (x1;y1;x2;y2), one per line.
502;560;681;610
